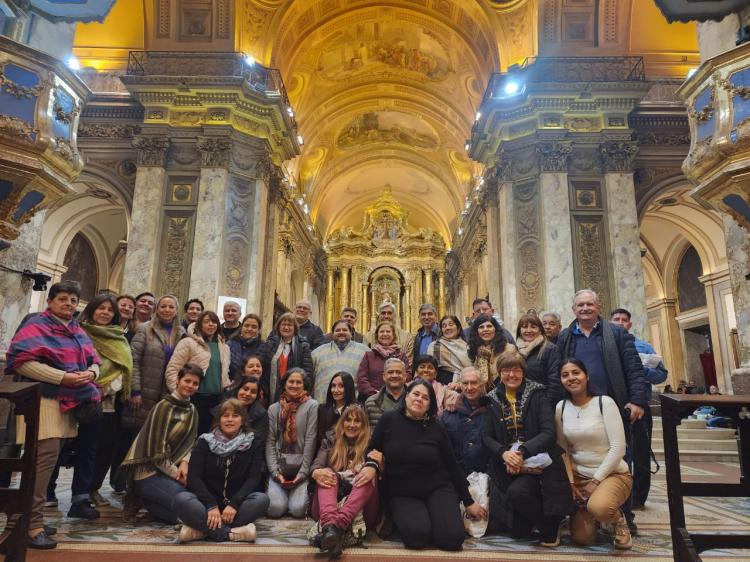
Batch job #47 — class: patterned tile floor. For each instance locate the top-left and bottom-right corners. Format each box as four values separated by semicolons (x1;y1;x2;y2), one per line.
12;461;750;560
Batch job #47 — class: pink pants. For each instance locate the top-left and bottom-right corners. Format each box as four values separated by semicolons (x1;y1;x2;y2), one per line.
312;479;379;530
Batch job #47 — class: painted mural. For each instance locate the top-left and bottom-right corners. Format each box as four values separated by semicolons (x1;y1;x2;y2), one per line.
336;111;439;150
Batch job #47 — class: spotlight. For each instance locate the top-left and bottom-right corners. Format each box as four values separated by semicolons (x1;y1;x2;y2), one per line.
464;142;470;151
22;270;52;292
503;81;520;95
475;111;481;121
297;134;304;145
687;68;697;79
243;54;256;66
458;228;464;236
66;56;81;71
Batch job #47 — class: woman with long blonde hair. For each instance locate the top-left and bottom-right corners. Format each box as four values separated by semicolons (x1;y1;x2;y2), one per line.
310;404;382;557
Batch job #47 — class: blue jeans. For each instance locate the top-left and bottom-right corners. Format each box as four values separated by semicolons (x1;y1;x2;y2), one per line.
132;473;187;524
174;491;269;540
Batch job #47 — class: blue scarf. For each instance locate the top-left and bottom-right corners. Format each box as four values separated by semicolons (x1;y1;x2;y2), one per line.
201;427;255;457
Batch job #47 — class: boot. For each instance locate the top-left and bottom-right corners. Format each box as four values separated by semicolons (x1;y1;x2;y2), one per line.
329;526;345;560
320;524;338;553
613;511;633;550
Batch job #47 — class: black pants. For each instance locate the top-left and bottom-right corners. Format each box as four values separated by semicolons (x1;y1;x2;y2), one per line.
48;418;101;503
389;487;465;551
631;407;653;507
92;411;120;491
506;473;562;539
192;394;223;435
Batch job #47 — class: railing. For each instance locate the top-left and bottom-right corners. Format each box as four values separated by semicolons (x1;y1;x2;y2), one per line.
125;51;296;130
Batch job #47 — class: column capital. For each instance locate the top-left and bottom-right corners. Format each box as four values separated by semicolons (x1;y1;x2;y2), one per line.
599;140;639;173
132;135;170;167
536;141;572;173
197;136;232;168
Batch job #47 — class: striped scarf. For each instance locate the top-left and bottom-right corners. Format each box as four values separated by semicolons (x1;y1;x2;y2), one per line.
279;390;309;446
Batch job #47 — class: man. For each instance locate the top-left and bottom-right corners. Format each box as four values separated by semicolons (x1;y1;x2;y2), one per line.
324;307;363;343
557;290;647;533
541;311;563;344
181;298;204;330
365;357;407;427
413;303;440;365
311;319;369;402
221;300;242;340
294;299;326;350
5;281;101;550
364;302;414;357
462;297;515;344
611;307;668;509
133;292;155;330
439;367;489;475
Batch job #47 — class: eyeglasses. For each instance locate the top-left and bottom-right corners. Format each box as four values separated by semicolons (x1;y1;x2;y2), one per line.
500;367;524;375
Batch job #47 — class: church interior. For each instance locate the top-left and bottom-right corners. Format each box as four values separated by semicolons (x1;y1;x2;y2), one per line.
1;0;750;559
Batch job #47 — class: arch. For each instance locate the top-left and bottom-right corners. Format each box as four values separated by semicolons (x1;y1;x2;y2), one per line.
61;232;98;302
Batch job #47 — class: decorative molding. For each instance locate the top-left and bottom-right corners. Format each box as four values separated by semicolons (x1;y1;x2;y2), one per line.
573;219;609;308
132;135;170;167
223;177;254;296
0;114;35;143
77;122;141;139
632;131;690;146
54;136;79;164
160;215;191;298
599;141;638;172
196;137;232;167
0;68;48;99
536;141;572;172
513;181;543;311
157;0;171;38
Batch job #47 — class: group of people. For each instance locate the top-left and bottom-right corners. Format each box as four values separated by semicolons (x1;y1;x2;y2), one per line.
4;281;667;557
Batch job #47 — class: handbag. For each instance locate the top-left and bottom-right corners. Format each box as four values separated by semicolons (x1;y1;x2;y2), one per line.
279;452;303;480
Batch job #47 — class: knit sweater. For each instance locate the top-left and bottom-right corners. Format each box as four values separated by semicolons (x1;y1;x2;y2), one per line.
311;340;369;402
265;397;319;480
555;395;628;482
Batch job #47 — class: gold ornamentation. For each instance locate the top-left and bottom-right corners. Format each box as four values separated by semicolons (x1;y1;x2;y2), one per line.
52;89;80;125
0;114;35;142
54;136;79;163
0;69;45;99
171;183;193;203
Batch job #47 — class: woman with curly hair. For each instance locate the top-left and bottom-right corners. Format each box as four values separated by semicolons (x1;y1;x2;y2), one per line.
467;315;514;390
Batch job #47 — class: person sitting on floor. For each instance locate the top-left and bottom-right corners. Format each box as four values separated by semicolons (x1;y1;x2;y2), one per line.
230;374;269;444
120;363;201;524
174;399;270;543
317;372;358;445
310;404;382;557
413;355;459;416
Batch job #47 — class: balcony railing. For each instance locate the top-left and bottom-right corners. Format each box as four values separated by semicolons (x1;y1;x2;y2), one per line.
126;51;296;129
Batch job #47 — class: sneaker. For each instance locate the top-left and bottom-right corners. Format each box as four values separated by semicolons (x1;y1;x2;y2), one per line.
178;524;206;543
28;530;57;550
90;490;111;507
44;495;58;508
229;523;257;542
614;512;633;550
68;501;100;520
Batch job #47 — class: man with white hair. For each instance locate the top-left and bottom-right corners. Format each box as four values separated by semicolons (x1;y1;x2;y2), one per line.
221;300;242;340
364;301;414;357
541;311;562;344
294;299;326;350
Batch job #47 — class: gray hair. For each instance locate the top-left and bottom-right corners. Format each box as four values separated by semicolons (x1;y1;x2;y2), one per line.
378;302;396;314
383;357;406;371
572;289;599;306
541;311;561;322
419;303;437;314
223;300;241;310
458;366;482;382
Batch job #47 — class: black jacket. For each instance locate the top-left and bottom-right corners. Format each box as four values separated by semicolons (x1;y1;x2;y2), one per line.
187;435;265;510
297;320;326;350
439;395;490;475
261;333;314;403
556;317;647;409
523;342;564;405
227;336;265;381
483;381;573;528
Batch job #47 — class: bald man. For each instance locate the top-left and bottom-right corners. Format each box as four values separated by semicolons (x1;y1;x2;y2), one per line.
294;299;326;350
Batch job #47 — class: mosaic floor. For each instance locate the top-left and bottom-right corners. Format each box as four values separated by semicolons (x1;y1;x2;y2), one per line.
17;461;750;560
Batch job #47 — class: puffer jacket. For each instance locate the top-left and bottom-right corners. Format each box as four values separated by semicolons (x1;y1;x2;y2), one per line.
165;333;231;392
121;320;185;430
227;336;265;381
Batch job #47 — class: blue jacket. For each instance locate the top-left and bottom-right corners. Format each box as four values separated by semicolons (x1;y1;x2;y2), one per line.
413;324;440;365
439;395;489;475
634;337;668;399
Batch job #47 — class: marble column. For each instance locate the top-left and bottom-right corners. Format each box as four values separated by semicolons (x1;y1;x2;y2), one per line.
438;270;446;317
361;279;369;334
340;266;350;309
722;214;750;393
603;171;648;338
649;298;685;388
245;175;270;315
404;283;413;333
539;172;576;322
484;189;503;316
412;268;422;321
121;136;170;295
424;268;433;305
0;212;45;357
498;181;519;327
326;268;335;330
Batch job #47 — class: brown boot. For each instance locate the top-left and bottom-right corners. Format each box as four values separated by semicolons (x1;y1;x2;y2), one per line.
613;511;633;550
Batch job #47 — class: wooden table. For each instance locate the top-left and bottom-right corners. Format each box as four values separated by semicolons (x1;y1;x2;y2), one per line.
659;394;750;561
0;381;40;562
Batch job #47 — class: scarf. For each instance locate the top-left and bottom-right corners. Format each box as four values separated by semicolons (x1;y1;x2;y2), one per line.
270;337;296;401
373;343;400;357
475;344;494;388
6;309;101;412
278;390;309;446
436;337;471;374
516;335;546;359
201;427;255;457
81;322;134;399
492;379;545;445
120;393;197;474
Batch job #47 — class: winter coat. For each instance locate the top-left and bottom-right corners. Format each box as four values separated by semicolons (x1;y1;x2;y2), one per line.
227;336;265;381
523;341;565;405
439;395;490;475
261;333;313;403
164;333;231;393
121;321;185;430
364;387;402;427
355;347;412;398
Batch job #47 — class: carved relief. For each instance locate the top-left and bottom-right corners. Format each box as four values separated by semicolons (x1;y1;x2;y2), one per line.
160;216;190;297
222;177;254;296
54;137;79;164
77;122;141;139
132;135;170;166
513;182;543;311
217;0;231;39
196;137;231;167
0;114;35;143
169;144;200;166
157;0;171;38
632;131;690;146
537;141;572;172
574;219;609;307
599;141;638;172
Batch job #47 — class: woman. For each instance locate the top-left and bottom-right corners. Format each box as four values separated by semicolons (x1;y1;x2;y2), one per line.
427;315;472;385
174;399;270;543
117;294;185;488
356;321;412;399
515;313;564;404
228;313;265;381
468;315;513;390
121;363;201;523
311;405;381;557
263;312;313;404
79;294;133;508
265;368;318;518
483;352;571;546
166;310;231;435
117;294;136;343
360;379;486;551
413;355;459;416
232;374;269;444
317;372;357;444
555;358;632;549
